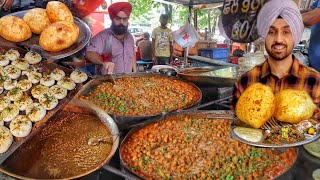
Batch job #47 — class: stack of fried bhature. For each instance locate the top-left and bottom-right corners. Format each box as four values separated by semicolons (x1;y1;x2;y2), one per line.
236;83;317;128
0;1;79;52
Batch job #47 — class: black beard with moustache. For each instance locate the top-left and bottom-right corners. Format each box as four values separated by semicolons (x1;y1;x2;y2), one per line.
266;43;292;61
111;22;128;35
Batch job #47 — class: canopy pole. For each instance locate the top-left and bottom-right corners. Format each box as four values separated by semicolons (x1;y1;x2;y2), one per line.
194;11;197;30
184;6;193;68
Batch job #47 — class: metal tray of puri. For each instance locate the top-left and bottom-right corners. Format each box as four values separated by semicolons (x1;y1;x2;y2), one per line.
0;100;119;179
73;73;202;129
0;10;91;60
231;118;320;148
177;66;239;87
0;46;83;164
119;110;299;180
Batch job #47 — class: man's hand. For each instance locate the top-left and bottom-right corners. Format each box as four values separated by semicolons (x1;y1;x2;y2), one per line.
3;0;13;11
152;56;156;65
101;62;115;75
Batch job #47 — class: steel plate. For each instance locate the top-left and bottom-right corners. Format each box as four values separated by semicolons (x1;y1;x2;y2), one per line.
231;125;320;148
0;10;91;60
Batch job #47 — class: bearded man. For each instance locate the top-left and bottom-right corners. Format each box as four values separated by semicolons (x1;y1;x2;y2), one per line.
85;2;137;74
232;0;320;119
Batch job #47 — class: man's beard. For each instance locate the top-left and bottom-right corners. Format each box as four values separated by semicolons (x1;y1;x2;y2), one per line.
111;22;128;35
266;43;292;61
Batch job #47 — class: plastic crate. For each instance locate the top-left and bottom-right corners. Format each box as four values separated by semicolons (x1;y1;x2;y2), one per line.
217;43;228;48
200;48;229;59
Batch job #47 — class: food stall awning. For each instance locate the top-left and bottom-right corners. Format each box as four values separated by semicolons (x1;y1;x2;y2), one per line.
162;0;224;6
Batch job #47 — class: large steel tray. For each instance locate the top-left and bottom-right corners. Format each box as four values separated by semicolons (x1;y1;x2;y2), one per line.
73;73;202;129
0;48;82;164
177;66;239;87
0;10;91;60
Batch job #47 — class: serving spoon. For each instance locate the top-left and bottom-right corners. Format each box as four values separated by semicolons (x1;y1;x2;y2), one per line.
88;133;120;146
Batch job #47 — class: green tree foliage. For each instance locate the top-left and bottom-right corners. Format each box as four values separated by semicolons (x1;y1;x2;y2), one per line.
129;0;158;24
129;0;221;31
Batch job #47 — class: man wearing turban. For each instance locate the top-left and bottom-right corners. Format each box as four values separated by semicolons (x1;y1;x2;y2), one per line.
85;2;137;74
232;0;320;119
302;0;320;72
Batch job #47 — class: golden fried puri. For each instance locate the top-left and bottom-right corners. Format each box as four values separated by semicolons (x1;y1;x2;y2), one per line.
0;16;32;42
46;1;73;23
39;21;79;52
23;8;51;34
274;89;317;124
236;83;275;129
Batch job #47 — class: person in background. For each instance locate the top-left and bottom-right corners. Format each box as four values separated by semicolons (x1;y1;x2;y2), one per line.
152;14;173;65
135;36;143;60
85;2;136;75
232;0;320;119
0;0;34;17
135;36;143;47
302;0;320;72
137;32;153;69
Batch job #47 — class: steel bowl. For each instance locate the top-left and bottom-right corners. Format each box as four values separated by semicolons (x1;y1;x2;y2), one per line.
159;68;177;76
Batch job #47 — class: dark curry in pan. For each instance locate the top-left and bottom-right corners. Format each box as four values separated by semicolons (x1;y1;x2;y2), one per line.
1;111;113;179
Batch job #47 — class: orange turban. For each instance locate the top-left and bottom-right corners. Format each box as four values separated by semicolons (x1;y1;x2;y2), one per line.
108;2;132;20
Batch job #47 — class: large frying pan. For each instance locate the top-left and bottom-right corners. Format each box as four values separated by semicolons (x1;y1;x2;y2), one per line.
119;110;299;180
74;73;202;129
177;66;239;87
0;100;119;179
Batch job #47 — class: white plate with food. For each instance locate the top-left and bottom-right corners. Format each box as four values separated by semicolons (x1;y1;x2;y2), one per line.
232;83;320;148
231;118;320;148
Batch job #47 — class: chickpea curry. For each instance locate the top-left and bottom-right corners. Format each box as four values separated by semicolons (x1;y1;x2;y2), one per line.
80;76;201;116
121;113;297;180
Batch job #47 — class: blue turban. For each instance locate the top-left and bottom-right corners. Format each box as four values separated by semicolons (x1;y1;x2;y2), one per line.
257;0;304;46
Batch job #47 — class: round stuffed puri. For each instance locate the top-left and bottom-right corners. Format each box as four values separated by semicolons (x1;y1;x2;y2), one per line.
39;21;79;52
236;83;275;129
274;89;317;124
46;1;74;23
0;16;32;42
23;8;51;34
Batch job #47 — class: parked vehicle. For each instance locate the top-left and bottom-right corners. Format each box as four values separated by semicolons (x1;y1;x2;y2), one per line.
128;27;144;38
